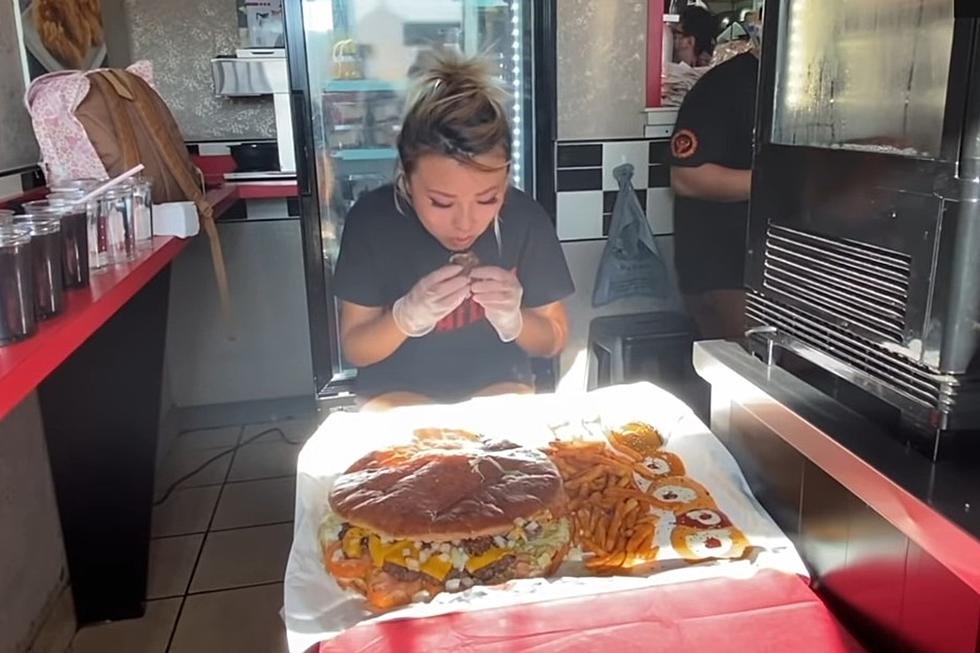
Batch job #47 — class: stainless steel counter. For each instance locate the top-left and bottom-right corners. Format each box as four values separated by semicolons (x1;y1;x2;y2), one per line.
693;340;980;652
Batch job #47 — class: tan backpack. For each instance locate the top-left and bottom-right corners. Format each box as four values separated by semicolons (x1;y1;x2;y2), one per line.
26;65;231;321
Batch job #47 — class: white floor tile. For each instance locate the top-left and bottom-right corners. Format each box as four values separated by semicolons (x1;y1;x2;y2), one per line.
70;598;180;653
155;446;232;493
190;523;292;592
147;534;204;599
212;477;295;530
169;584;287;653
171;426;242;453
244;417;323;444
152;485;221;538
228;439;301;482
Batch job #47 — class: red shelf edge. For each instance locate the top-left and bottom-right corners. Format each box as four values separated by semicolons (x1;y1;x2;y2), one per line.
0;237;188;421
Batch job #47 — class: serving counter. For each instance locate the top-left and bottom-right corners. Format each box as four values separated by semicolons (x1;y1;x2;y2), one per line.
0;236;186;622
0;180;298;624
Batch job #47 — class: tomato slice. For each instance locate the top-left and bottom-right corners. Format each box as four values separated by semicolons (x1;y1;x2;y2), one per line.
325;542;372;580
366;572;422;610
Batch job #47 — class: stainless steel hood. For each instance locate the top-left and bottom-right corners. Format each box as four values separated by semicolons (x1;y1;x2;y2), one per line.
211;49;288;96
210;48;295;172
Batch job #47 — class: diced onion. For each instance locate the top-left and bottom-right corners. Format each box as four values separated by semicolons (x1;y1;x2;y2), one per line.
446;579;461;591
449;547;469;570
406;558;421;571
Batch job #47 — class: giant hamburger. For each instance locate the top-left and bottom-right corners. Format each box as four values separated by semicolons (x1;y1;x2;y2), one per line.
318;431;571;610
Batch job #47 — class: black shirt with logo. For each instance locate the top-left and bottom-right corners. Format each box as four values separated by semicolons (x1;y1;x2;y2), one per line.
668;51;759;293
333;185;574;402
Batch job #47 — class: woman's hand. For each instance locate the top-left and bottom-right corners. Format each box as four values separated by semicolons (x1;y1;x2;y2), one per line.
470;266;524;342
392;264;471;337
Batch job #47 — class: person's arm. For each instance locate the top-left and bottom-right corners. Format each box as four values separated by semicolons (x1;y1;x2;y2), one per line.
515;301;568;358
340;265;471;366
668;62;754;204
671;164;751;202
339;301;407;367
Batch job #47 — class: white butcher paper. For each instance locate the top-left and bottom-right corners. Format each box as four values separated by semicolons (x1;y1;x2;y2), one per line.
284;382;808;653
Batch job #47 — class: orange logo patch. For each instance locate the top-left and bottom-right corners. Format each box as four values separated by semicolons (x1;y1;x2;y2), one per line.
671;129;699;159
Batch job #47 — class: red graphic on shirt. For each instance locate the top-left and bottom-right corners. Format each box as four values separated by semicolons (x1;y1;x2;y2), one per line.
435;297;486;333
671;129;699;159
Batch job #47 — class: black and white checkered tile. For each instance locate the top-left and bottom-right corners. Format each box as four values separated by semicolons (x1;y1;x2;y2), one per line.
0;166;45;202
555;139;673;242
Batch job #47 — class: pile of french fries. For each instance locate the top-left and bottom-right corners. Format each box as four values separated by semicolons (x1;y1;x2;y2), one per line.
547;438;663;573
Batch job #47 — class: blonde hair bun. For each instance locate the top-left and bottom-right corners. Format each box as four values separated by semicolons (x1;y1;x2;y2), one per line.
410;48;508;110
398;48;513;179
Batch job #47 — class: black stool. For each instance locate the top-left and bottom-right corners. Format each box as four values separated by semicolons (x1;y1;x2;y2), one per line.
587;312;710;421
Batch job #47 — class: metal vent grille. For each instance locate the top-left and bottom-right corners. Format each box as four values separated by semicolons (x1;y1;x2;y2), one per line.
763;225;911;343
746;294;941;409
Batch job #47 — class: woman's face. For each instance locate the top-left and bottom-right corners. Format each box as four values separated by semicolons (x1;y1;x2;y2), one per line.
407;150;510;252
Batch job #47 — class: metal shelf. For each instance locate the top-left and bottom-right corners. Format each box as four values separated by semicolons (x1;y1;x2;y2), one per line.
332;148;398;161
324;79;404;93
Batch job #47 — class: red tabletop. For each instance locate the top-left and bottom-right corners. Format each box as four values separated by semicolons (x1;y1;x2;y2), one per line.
313;570;863;653
0;236;187;421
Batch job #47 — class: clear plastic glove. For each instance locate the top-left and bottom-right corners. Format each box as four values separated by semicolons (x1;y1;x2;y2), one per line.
392;265;471;337
470;266;524;342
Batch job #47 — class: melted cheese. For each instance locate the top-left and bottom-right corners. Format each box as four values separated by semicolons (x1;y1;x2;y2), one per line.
420;555;453;581
342;527;367;558
367;536;417;568
368;535;384;568
465;547;511;573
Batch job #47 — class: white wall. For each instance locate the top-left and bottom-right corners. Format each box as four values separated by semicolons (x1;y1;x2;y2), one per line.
553;1;685;390
558;237;679;390
556;0;649;140
165;217;315;408
0;0;39;173
0;394;74;653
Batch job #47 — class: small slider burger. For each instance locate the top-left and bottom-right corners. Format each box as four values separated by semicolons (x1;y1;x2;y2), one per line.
319;434;571;611
449;251;480;274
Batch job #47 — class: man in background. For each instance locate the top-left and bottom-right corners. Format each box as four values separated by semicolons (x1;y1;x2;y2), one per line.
670;5;719;68
668;11;761;340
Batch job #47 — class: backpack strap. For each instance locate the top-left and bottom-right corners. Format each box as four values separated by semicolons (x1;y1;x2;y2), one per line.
99;69;136;101
87;73;140;171
107;71;234;328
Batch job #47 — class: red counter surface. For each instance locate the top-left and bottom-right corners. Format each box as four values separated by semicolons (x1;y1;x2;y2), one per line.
205;181;299;218
314;570;864;653
0;181;299;422
0;236;187;422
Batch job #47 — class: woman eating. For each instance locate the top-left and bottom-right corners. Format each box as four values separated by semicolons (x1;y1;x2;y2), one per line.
333;51;574;410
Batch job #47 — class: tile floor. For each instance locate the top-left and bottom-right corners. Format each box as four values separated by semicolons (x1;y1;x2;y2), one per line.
69;415;324;653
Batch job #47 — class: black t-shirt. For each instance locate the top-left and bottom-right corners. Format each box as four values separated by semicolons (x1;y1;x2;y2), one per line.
333;185;574;402
668;52;759;293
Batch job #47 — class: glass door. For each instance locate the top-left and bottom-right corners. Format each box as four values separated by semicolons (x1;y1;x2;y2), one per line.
292;0;533;386
771;0;954;158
